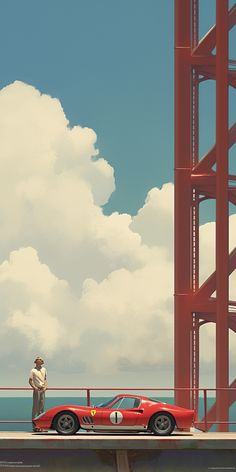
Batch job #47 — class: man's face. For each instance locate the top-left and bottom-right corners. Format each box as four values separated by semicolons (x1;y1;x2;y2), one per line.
35;359;44;368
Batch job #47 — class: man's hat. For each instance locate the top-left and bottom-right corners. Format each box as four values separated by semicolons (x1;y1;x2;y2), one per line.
34;356;44;363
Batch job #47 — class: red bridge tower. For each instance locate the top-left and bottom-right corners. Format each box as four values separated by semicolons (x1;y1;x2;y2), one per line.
175;0;236;431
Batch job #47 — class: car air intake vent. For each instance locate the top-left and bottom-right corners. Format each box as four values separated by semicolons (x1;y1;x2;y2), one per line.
82;416;94;424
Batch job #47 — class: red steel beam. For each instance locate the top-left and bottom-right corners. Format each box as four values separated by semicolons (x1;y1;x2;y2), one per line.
193;3;236;55
192;123;236;174
195;378;236;431
174;0;192;409
215;0;229;432
174;0;236;429
194;248;236;302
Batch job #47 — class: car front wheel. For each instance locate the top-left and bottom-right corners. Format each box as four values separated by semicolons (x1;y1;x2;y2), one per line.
54;412;79;435
150;412;175;436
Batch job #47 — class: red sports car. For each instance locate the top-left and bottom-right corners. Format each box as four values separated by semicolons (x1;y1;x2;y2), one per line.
33;394;194;436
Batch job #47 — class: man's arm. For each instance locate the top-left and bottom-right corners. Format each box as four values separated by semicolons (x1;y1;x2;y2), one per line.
43;371;48;391
29;375;38;391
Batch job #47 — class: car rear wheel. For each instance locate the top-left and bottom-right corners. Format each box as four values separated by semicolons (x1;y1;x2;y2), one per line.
150;412;175;436
54;412;79;435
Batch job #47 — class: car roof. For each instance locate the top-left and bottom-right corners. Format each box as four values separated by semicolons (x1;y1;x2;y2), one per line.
112;394;149;401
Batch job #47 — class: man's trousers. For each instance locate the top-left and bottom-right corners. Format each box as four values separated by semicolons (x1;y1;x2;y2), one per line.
32;389;45;419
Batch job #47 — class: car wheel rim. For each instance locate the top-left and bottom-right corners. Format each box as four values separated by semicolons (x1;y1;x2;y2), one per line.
153;415;171;433
57;414;76;433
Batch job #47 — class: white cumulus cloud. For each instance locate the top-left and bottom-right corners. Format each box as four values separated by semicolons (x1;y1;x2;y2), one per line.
0;81;234;390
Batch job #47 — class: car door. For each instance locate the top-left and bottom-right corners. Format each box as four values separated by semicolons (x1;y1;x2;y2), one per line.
79;406;104;429
101;397;144;428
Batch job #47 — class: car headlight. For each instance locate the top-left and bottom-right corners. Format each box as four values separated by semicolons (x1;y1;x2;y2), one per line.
34;412;45;420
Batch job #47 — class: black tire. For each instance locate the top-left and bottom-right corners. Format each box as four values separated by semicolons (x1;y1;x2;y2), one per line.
54;412;79;435
149;412;175;436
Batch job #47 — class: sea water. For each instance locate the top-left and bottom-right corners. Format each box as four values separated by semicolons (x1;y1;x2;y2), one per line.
0;396;235;432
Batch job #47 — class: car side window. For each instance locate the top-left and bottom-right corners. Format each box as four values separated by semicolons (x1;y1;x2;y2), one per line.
116;397;140;409
110;398;123;409
133;398;141;408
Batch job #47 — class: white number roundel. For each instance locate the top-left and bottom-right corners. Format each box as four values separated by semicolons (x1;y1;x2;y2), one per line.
110;411;123;424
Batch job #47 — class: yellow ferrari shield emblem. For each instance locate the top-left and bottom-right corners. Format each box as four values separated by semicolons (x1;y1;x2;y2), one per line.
90;409;96;416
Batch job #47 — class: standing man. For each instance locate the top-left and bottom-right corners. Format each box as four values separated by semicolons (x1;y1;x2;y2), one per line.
29;356;48;431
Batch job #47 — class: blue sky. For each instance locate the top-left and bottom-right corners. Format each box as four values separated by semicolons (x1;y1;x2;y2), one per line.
0;0;174;215
0;1;235;219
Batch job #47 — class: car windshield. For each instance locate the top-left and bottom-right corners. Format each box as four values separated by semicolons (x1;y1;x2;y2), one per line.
95;397;118;408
